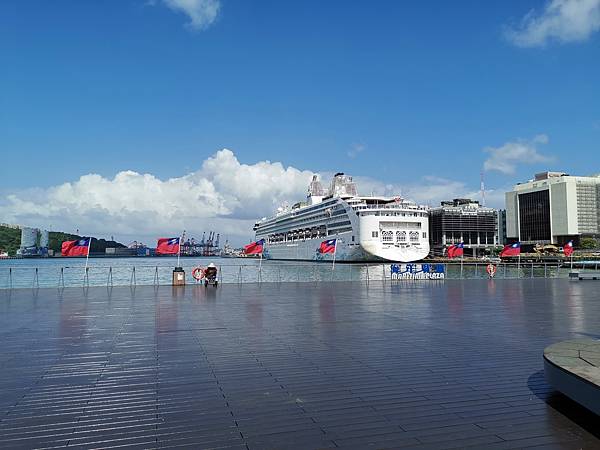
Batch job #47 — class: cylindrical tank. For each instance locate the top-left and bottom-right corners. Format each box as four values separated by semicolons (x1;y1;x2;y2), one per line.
20;227;37;248
39;230;49;248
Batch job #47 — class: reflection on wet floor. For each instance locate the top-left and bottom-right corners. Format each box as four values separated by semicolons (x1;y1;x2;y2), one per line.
0;279;598;449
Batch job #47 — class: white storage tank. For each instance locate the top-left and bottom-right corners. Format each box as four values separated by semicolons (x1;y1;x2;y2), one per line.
20;227;37;248
40;230;49;248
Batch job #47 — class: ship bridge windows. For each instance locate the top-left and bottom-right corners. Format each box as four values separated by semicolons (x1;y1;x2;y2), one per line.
396;231;406;243
382;231;393;243
409;231;419;243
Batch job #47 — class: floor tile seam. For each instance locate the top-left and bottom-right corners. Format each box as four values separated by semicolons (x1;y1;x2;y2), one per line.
191;326;246;447
68;309;132;446
0;346;66;423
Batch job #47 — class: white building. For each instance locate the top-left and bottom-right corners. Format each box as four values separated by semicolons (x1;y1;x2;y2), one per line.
505;172;600;245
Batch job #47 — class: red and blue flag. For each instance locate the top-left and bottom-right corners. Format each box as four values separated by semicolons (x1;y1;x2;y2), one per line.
500;242;521;257
319;239;337;254
447;243;464;258
156;237;180;255
244;239;265;255
61;238;90;257
563;241;574;257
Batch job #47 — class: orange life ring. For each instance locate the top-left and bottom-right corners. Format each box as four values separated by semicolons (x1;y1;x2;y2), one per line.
486;264;497;277
192;267;205;281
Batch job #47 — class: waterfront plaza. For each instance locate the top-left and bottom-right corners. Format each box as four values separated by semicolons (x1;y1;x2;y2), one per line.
0;280;598;449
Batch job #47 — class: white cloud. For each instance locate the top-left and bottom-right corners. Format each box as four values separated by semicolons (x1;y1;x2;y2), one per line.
161;0;220;30
0;149;314;245
351;175;505;208
483;134;553;175
505;0;600;47
347;143;366;159
1;149;507;245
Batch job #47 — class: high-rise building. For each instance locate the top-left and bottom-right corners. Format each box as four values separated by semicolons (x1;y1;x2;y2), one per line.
429;198;499;257
505;171;600;246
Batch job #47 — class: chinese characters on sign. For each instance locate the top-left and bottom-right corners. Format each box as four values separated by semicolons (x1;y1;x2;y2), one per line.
390;264;445;280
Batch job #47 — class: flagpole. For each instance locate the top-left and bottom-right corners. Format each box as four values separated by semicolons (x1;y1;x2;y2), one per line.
177;231;184;267
332;239;337;271
85;236;92;271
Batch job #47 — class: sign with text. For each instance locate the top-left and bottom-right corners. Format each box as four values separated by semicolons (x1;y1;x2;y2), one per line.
390;263;445;280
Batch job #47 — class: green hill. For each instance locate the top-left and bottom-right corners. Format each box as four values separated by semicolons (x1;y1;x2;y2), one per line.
0;225;21;255
0;225;126;256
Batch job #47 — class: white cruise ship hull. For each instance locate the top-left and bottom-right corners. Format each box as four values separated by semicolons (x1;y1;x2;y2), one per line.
262;232;430;263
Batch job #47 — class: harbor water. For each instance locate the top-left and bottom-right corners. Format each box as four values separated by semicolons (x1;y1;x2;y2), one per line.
0;256;579;289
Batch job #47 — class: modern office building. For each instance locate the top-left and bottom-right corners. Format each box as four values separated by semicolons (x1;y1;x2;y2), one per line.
505;171;600;246
429;198;499;256
497;209;507;246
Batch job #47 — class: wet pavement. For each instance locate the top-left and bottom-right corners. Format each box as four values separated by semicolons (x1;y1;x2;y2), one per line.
0;279;599;449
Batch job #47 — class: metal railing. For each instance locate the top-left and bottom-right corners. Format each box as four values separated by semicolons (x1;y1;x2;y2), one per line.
0;261;582;290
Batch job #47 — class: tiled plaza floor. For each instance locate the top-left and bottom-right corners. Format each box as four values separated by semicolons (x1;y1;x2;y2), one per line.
0;279;598;449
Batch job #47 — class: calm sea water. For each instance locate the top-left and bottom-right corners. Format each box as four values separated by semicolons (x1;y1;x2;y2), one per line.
0;256;570;289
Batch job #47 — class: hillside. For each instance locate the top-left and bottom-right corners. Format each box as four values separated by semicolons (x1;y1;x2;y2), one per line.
0;225;126;256
0;225;21;255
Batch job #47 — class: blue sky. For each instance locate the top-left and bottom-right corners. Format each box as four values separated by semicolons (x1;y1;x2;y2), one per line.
1;0;599;243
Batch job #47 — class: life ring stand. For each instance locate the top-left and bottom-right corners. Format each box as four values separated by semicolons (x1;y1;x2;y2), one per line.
192;267;205;281
486;263;497;278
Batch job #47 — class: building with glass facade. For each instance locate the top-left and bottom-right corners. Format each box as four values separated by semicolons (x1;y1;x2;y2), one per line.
505;171;600;246
429;198;499;257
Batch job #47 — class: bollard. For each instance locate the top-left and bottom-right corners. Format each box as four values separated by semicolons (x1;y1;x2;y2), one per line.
531;262;534;278
172;267;185;286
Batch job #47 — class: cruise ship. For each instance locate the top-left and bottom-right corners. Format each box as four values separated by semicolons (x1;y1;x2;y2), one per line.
253;173;430;262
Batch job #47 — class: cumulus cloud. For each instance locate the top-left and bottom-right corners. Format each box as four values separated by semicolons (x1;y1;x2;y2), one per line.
161;0;220;30
505;0;600;47
0;149;314;245
483;134;553;175
1;149;506;245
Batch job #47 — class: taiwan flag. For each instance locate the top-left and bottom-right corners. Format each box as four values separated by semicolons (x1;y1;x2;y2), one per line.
244;239;265;255
563;241;574;257
319;239;337;254
447;243;464;259
156;237;180;255
500;242;521;257
61;238;90;257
